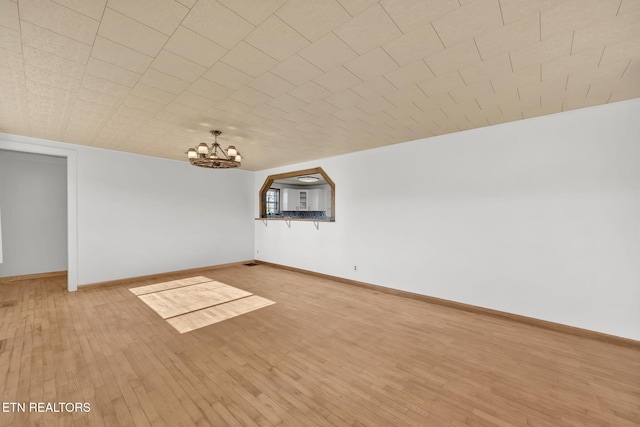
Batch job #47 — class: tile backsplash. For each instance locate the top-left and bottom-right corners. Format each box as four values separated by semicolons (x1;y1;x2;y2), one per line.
271;211;327;219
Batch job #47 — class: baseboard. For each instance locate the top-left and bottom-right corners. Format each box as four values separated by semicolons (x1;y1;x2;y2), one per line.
78;261;254;290
256;261;640;349
0;270;67;284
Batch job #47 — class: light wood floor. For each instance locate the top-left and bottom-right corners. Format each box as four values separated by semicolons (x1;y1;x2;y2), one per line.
1;265;639;426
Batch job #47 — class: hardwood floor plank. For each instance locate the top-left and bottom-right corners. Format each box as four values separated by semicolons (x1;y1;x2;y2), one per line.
0;264;638;426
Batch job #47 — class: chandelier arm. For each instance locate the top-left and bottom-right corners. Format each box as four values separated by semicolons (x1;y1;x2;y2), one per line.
213;143;231;160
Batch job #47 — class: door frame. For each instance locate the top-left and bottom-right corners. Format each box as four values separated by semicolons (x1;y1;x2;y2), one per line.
0;133;78;292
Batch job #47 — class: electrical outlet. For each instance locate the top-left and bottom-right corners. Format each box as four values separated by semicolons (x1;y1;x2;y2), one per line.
354;265;358;271
256;249;259;254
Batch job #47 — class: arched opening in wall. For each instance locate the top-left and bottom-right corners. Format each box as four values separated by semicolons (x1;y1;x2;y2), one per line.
258;167;335;222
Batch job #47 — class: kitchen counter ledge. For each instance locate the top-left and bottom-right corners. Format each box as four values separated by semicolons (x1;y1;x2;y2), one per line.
255;217;334;222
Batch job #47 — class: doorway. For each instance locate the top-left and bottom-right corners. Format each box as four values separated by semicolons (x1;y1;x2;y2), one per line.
0;134;78;291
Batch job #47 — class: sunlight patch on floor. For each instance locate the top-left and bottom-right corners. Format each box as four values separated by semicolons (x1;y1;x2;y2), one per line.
130;277;275;333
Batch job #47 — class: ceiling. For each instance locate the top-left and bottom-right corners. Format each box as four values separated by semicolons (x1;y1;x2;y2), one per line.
1;0;639;171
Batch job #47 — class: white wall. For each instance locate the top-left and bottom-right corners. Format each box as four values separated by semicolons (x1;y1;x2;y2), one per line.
77;147;255;285
0;133;255;286
254;98;640;341
0;150;67;277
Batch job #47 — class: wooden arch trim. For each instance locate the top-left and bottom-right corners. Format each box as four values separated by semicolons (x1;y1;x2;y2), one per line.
259;167;335;221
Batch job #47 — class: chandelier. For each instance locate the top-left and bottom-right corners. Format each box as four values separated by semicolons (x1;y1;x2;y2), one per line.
186;130;242;168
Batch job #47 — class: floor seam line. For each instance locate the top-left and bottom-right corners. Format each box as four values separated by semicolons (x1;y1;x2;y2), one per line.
161;293;256;320
130;279;212;296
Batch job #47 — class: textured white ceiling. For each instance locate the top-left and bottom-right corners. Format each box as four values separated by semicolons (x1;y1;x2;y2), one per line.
0;0;639;170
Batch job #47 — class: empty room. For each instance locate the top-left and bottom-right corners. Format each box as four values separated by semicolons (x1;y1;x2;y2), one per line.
1;0;639;425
